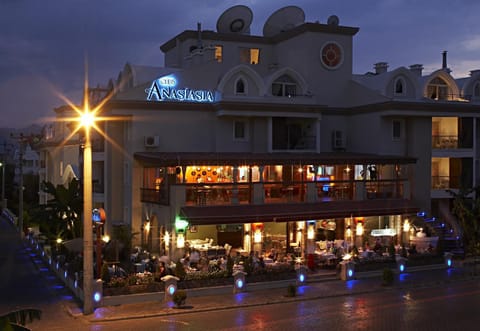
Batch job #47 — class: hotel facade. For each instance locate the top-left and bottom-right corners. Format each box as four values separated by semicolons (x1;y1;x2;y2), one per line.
38;6;480;260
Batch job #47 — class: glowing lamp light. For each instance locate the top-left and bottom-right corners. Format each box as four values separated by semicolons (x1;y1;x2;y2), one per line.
144;221;151;233
177;233;185;248
164;232;170;246
356;222;364;236
447;259;452;267
56;238;62;244
64;271;68;278
348;269;354;278
80;111;95;128
56;262;59;270
253;230;262;244
403;220;410;232
235;278;244;289
74;280;78;288
175;217;189;232
399;264;405;273
307;225;315;240
167;284;177;295
93;292;102;302
102;235;110;243
298;273;305;283
346;226;352;238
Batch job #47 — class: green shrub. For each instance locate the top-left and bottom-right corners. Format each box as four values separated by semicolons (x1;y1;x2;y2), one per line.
382;268;394;286
101;263;111;283
388;243;396;257
173;290;187;307
175;260;186;280
226;256;234;276
286;283;296;297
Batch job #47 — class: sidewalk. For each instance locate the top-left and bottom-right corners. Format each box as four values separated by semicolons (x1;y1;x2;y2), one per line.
67;263;480;323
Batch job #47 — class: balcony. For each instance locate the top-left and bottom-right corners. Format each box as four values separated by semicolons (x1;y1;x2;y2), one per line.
432;135;458;149
140;179;409;206
431;175;462;190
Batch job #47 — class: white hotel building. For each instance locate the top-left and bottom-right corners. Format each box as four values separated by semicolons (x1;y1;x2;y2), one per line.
38;6;480;259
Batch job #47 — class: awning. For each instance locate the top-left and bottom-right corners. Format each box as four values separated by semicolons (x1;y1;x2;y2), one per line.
180;199;419;225
134;151;416;167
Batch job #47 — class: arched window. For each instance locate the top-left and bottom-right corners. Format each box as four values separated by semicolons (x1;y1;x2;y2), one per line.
272;75;297;97
474;81;480;97
394;77;405;95
235;78;246;95
427;77;449;100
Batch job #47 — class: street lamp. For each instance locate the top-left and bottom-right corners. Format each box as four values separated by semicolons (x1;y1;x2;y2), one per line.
0;161;5;209
80;102;95;315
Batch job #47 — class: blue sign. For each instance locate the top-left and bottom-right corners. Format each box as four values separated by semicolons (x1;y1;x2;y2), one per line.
146;75;214;103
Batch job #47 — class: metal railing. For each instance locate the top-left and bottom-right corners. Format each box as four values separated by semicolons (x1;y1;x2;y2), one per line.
140;178;408;206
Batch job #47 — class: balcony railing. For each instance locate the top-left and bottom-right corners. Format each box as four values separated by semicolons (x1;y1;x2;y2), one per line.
431;175;462;190
140;179;408;206
432;135;458;149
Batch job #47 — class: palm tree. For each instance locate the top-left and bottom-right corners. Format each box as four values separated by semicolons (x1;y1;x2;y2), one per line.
448;186;480;257
35;178;83;240
0;308;41;330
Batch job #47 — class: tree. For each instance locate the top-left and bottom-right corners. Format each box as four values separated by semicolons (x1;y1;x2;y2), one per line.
33;178;83;240
0;308;41;330
448;187;480;257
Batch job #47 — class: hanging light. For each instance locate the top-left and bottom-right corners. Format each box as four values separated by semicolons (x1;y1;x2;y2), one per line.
356;222;364;236
164;232;170;246
177;233;185;248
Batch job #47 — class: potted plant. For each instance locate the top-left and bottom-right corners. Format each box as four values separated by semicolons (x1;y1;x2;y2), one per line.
173;290;187;308
382;268;394;286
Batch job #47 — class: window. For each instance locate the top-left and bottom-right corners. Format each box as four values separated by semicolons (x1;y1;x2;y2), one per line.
394;77;405;95
272;75;297;97
427;77;449;100
474;81;480;97
392;120;401;140
233;120;248;140
272;117;316;150
215;45;223;63
239;47;259;64
235;78;246;95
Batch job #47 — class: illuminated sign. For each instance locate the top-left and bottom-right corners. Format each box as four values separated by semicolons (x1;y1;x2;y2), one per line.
146;75;214;102
371;228;396;237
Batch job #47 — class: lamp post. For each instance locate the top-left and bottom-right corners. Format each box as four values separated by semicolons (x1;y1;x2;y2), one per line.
81;107;95;315
0;161;5;209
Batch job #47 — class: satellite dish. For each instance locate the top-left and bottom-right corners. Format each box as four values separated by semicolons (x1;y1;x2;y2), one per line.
263;6;305;37
217;5;253;34
327;15;339;26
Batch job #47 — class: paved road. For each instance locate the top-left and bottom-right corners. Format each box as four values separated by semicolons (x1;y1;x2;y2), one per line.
45;277;480;331
3;211;480;330
0;214;85;330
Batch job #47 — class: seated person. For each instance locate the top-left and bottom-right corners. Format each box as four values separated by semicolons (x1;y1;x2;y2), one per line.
373;239;383;255
267;248;278;261
189;248;200;268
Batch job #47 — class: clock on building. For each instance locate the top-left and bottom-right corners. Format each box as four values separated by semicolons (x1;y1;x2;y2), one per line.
320;42;343;69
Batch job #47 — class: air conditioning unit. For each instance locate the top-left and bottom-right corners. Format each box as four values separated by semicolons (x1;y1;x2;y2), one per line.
332;130;346;150
144;135;160;148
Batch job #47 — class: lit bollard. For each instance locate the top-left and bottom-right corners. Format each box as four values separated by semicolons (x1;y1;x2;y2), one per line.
396;256;407;273
339;261;355;281
93;279;103;308
296;265;308;286
162;275;180;302
444;252;453;268
233;270;247;294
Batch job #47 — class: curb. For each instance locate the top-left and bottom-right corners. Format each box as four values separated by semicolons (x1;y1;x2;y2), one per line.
84;265;477;323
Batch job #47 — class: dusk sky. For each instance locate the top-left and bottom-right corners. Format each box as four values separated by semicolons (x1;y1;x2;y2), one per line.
1;0;479;129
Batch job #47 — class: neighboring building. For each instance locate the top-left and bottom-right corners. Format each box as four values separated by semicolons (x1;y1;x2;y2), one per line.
38;6;480;260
